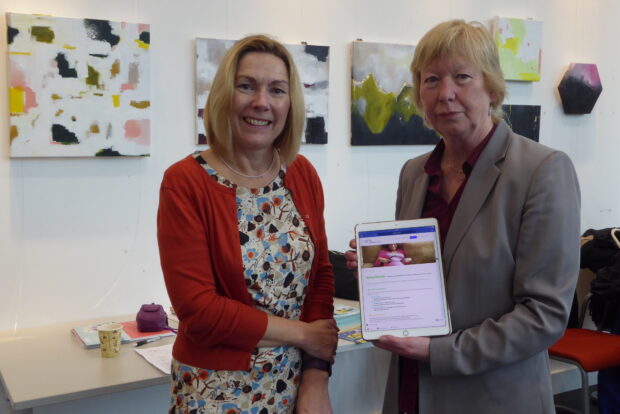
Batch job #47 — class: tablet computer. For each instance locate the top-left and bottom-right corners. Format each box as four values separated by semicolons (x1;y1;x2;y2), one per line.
355;218;451;340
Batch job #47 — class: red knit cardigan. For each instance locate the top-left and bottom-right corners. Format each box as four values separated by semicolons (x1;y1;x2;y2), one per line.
157;154;335;370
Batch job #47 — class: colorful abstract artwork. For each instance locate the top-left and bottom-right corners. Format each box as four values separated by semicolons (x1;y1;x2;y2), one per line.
493;17;542;82
558;63;602;114
351;41;439;146
195;38;329;145
8;13;150;157
502;104;540;142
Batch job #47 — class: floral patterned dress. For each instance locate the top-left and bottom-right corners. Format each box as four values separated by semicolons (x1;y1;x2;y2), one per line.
169;155;315;414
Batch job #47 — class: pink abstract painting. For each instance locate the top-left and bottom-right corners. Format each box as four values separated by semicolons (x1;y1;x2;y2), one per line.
8;13;150;157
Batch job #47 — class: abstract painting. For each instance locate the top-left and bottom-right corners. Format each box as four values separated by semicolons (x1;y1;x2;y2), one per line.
8;13;150;157
558;63;602;114
195;38;329;145
351;41;439;146
502;104;540;141
493;17;542;82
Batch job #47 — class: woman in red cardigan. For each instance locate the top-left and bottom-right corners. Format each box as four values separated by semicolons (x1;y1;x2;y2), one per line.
158;35;337;414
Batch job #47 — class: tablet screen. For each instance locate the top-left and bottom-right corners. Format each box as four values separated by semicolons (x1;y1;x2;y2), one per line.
357;220;450;338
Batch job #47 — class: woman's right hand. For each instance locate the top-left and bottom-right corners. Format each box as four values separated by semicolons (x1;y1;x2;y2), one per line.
301;318;339;362
259;315;337;358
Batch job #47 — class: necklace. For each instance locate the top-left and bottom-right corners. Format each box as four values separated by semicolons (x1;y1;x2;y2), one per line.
218;148;277;179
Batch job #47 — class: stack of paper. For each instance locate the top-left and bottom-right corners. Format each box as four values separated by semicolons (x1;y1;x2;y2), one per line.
334;304;361;330
71;320;175;349
135;343;173;374
337;327;366;344
119;320;176;342
334;304;366;344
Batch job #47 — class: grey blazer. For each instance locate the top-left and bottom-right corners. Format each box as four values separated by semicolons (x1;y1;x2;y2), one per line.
395;121;581;414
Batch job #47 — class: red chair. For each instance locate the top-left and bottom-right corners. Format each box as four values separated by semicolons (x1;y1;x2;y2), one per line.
549;317;620;414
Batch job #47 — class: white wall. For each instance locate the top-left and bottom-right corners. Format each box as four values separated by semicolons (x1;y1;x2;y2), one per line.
1;0;618;332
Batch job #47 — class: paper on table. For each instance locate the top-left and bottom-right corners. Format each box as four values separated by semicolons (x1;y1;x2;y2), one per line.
134;343;173;375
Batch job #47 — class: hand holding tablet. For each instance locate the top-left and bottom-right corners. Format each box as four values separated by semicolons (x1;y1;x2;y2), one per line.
355;218;451;341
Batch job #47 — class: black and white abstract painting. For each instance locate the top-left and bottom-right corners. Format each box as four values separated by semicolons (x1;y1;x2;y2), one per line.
195;38;329;145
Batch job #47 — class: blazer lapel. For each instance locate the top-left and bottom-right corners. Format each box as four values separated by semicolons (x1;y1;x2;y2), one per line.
410;174;429;218
396;155;431;220
442;121;511;275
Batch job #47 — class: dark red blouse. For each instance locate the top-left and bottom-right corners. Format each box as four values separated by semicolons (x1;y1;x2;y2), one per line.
399;124;496;414
421;124;497;246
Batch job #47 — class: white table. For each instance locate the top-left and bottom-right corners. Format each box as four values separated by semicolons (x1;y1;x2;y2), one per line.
0;299;391;414
0;314;173;414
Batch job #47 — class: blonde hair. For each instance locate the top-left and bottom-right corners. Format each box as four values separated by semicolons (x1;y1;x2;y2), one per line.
410;20;506;127
204;34;305;164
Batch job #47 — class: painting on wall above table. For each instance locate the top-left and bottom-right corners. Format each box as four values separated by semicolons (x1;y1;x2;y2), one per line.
351;41;439;146
558;63;602;114
195;38;330;145
8;13;151;157
493;17;542;82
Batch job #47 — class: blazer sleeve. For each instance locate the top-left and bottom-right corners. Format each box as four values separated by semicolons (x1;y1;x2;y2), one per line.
157;170;267;352
395;160;410;220
430;151;581;376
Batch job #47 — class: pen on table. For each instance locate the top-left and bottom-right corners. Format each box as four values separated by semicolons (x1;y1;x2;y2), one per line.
134;337;162;347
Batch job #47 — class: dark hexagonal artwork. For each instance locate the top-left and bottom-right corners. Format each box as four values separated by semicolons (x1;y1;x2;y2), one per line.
558;63;602;114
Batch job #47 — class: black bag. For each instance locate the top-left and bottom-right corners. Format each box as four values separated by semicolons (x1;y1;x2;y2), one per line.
581;227;620;272
329;250;359;300
588;229;620;331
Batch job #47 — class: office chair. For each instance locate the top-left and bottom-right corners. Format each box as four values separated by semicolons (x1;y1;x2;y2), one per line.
550;230;620;414
549;325;620;414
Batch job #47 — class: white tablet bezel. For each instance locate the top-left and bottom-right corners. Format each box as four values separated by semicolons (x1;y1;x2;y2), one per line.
355;218;451;340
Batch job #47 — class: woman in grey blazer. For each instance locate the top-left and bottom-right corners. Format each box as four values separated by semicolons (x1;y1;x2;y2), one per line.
347;20;580;413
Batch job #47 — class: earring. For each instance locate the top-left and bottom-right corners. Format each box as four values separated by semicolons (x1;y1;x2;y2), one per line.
488;105;493;116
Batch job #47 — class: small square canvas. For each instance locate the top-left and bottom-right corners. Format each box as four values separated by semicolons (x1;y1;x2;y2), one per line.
493;17;542;82
351;41;439;146
195;38;329;145
8;12;151;157
502;104;540;142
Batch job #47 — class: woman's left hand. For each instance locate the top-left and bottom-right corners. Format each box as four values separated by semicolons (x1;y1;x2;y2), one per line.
296;368;332;414
373;335;431;362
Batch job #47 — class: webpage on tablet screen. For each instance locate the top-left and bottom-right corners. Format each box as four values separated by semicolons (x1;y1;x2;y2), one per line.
358;226;447;332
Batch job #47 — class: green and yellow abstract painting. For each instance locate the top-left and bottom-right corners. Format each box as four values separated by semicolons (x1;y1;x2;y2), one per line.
493;17;542;82
351;41;439;145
